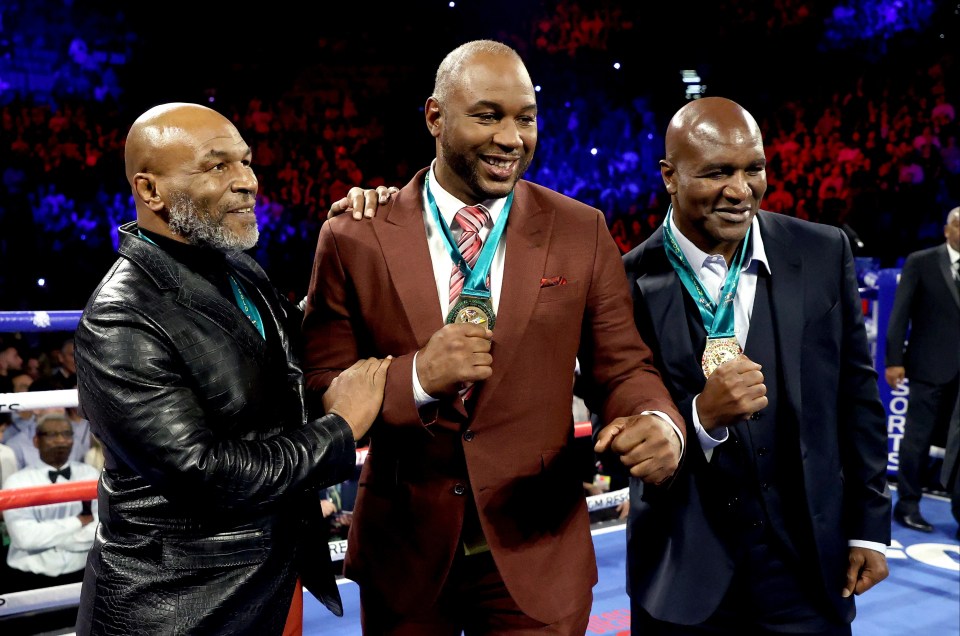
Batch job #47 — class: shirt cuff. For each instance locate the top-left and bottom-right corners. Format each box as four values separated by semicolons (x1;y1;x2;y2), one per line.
692;393;729;462
848;540;887;556
642;410;684;459
412;351;438;408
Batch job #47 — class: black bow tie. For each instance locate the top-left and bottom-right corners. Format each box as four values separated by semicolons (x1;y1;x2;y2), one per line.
48;466;71;483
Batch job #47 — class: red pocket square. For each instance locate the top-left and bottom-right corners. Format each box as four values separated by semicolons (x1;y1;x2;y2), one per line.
540;276;567;287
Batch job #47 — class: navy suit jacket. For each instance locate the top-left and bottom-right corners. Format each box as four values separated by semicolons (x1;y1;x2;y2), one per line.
621;211;890;625
884;242;960;385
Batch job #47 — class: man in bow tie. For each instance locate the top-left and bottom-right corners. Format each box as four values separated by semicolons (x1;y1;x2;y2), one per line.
302;39;683;633
1;412;99;610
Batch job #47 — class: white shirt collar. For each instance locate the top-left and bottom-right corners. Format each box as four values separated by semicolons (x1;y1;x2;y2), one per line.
426;161;507;226
947;242;959;265
668;209;770;275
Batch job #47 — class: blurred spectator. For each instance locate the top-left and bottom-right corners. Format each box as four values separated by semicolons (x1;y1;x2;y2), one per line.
2;413;99;592
50;337;77;389
0;338;24;394
1;412;99;633
4;377;90;469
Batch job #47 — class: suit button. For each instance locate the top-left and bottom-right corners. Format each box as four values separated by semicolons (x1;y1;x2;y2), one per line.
453;483;466;496
750;412;760;421
757;447;768;457
760;482;769;491
463;430;475;442
728;497;739;507
752;519;764;528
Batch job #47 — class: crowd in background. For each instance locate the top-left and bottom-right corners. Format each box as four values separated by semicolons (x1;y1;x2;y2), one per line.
0;0;957;310
0;0;957;623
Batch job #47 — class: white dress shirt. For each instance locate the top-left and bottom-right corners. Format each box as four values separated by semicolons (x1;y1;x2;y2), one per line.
2;460;100;576
0;442;16;486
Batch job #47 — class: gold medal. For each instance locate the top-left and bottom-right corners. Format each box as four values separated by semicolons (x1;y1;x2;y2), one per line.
446;294;496;329
701;336;742;378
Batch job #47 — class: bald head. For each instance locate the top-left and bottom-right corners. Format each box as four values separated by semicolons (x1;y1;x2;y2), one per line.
946;206;960;252
665;97;763;165
125;102;235;185
432;40;527;105
124;102;258;251
660;97;767;261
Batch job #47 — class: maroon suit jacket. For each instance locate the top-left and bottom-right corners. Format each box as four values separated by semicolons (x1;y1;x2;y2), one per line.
303;168;682;623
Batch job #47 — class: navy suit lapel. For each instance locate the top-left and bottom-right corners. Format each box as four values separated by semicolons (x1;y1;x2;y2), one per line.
936;244;960;309
756;213;803;419
633;229;703;393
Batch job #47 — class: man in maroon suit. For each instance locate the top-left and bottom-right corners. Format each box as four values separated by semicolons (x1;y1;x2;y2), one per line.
303;39;683;634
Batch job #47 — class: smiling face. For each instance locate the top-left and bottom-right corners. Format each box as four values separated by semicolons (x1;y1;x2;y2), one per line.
126;103;259;251
662;97;767;263
427;50;537;204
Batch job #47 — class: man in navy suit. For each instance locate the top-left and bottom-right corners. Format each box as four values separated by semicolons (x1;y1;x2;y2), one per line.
885;206;960;533
618;97;890;634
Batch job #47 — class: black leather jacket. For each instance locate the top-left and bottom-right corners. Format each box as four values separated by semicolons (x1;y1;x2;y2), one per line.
74;221;356;635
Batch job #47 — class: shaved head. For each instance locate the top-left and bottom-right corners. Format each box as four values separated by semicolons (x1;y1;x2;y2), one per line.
124;102;259;251
432;40;525;106
660;97;767;261
125;103;231;185
946;206;960;252
665;97;763;166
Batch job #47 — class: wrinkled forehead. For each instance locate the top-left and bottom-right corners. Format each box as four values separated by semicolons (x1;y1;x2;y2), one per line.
154;119;248;164
679;119;764;166
690;117;762;149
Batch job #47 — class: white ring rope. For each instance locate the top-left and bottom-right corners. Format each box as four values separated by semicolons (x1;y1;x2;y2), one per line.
0;389;78;413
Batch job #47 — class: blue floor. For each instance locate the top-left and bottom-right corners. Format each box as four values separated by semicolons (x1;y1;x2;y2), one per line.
303;493;960;635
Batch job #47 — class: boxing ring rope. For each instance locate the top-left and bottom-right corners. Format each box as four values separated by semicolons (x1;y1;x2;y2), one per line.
0;310;83;333
0;309;607;618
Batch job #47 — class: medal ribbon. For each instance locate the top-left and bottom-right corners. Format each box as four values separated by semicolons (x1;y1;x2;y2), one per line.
662;206;750;339
425;172;512;300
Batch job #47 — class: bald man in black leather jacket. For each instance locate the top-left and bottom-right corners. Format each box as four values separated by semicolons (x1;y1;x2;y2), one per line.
74;103;390;635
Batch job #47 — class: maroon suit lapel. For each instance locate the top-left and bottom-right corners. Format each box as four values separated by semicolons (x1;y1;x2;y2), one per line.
472;181;554;411
375;169;446;348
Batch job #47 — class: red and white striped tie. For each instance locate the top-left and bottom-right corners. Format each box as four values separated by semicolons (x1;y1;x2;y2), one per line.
449;204;490;405
449;205;490;304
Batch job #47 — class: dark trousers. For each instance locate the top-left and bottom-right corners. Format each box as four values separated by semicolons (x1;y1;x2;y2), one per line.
360;549;591;635
631;538;849;636
897;376;960;509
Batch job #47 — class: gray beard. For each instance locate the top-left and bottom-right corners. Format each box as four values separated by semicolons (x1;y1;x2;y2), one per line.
167;192;259;252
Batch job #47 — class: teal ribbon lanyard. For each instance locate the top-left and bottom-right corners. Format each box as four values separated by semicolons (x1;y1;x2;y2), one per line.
138;229;265;339
227;274;265;339
661;206;750;339
424;172;512;300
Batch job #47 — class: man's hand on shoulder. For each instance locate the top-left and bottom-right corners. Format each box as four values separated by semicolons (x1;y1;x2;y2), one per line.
594;413;681;485
328;185;400;220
